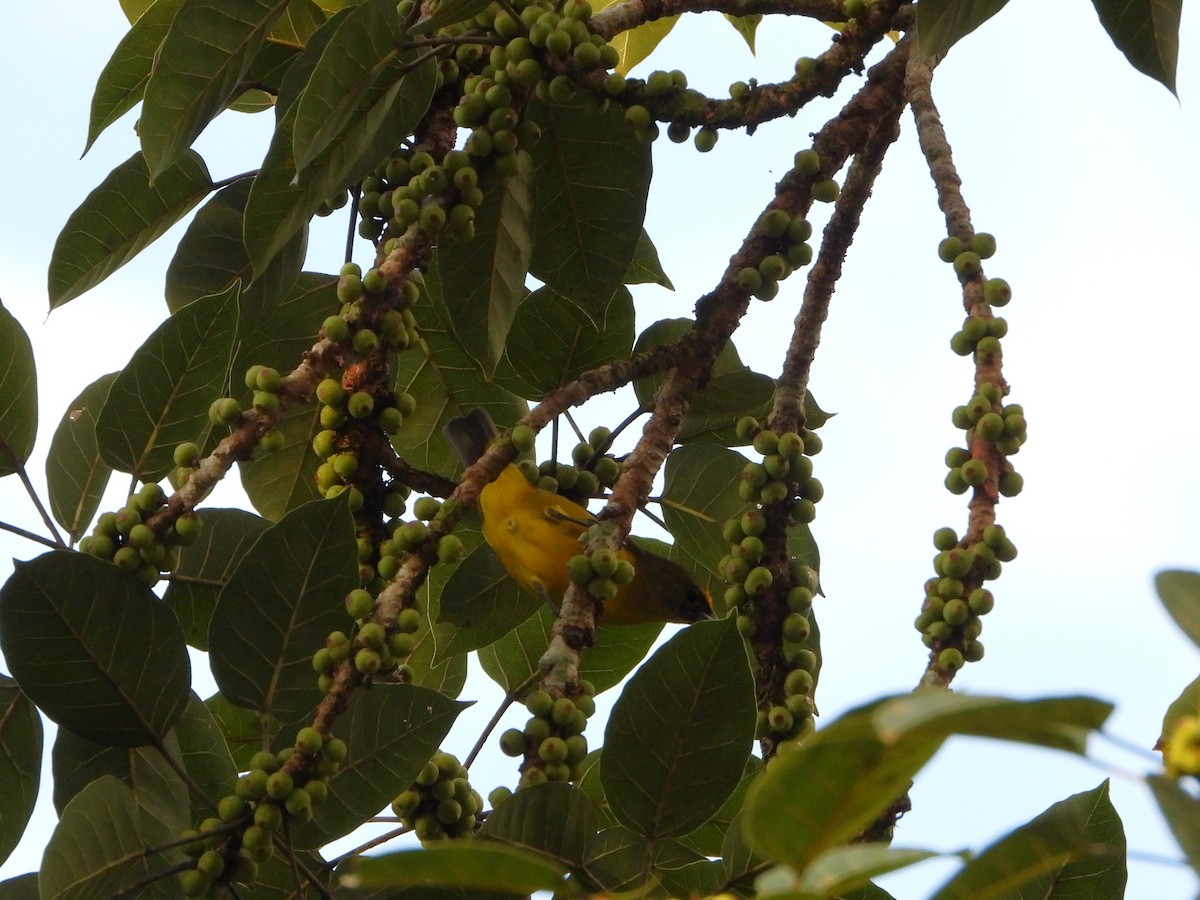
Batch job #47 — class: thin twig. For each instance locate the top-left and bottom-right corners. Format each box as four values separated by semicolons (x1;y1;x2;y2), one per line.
464;670;541;770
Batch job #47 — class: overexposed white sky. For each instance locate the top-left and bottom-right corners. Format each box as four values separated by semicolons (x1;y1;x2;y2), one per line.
2;2;1199;896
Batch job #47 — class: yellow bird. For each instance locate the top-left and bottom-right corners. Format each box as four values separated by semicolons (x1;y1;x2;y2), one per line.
444;409;713;626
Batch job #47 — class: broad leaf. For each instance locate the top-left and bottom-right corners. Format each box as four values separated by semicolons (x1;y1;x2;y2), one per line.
172;692;238;816
164;508;271;649
291;684;468;848
204;692;271;771
931;781;1126;899
48;150;212;308
0;300;37;478
796;845;939;899
1156;570;1200;650
1090;0;1180;94
528;97;651;314
209;494;358;723
1159;675;1200;755
916;0;1011;59
430;153;536;375
436;540;543;659
95;283;239;480
505;286;635;396
349;843;565;893
0;874;38;899
480;782;596;870
585;826;646;892
408;0;494;33
0;677;41;869
46;374;118;542
624;229;674;288
39;777;144;900
1149;774;1200;874
238;395;323;520
140;0;292;178
84;0;185;155
0;550;190;746
603;618;755;839
723;13;761;52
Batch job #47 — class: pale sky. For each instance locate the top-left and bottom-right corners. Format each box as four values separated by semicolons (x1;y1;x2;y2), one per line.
2;2;1199;896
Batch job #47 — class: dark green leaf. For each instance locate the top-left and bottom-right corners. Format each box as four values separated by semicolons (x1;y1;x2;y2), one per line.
1156;570;1200;649
657;859;726;898
575;748;617;832
269;0;327;44
84;0;185;155
0;300;38;478
1159;675;1200;753
390;285;527;479
504;286;635;396
429;153;536;375
0;874;38;900
46;374;118;542
244;44;436;273
209;494;358;722
95;283;239;480
528;97;651;313
40;776;144;900
292;0;406;173
140;0;292;178
238;396;323;520
204;692;271;771
602;618;755;839
623;229;674;288
436;540;543;659
0;550;190;746
51;729;128;814
1149;774;1200;875
348;843;565;893
164;508;271;650
405;600;469;698
480;782;596;869
872;693;1114;755
173;692;238;815
932;781;1126;899
795;845;939;899
584;826;646;892
679;757;760;857
291;685;468;848
0;676;41;868
743;701;943;872
916;0;1011;59
48;150;212;308
234;270;334;370
1090;0;1180;93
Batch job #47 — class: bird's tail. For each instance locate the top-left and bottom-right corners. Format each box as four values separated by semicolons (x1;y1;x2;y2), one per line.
443;407;498;468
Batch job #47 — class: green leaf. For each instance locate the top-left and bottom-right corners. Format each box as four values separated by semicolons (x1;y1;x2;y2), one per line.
173;692;238;816
585;826;646;892
408;0;494;33
723;13;761;52
915;0;1011;59
527;97;651;313
48;150;212;308
657;859;727;898
0;300;38;478
45;374;118;542
1156;570;1200;649
165;177;306;314
243;39;436;273
390;284;528;479
348;843;565;893
0;550;190;746
1149;774;1200;874
140;0;292;178
743;701;943;872
233;270;334;371
678;757;761;857
95;283;239;480
0;874;38;900
1089;0;1180;94
209;494;358;722
795;845;939;899
436;540;543;659
430;153;536;375
164;508;272;649
204;692;271;771
84;0;185;155
1159;674;1200;750
291;685;468;848
602;618;756;839
480;782;596;870
0;676;41;868
405;600;469;698
292;0;406;173
932;781;1126;899
624;229;674;289
872;693;1114;755
39;776;145;900
478;604;662;697
589;0;678;76
504;286;635;397
238;396;323;520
